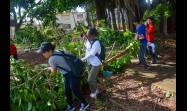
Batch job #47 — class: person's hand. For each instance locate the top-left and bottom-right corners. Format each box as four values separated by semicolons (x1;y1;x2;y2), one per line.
44;67;53;71
81;58;86;62
139;34;144;40
135;34;139;40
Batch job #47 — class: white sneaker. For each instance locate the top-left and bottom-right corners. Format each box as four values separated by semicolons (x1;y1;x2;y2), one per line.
90;89;99;98
95;89;99;95
65;105;75;111
79;103;90;111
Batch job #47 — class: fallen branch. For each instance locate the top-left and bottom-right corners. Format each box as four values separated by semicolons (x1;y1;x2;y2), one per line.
105;42;116;60
103;42;134;65
104;48;129;65
93;107;105;111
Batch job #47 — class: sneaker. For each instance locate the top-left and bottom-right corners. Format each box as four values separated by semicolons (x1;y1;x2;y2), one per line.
95;89;99;95
90;89;99;98
151;61;157;64
136;62;142;65
144;65;150;70
90;93;96;98
65;105;75;111
79;103;90;111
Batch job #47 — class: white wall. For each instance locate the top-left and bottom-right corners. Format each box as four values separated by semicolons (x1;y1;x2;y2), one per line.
56;12;87;30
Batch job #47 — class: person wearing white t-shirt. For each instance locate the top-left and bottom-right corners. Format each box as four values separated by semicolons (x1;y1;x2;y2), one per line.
81;28;101;98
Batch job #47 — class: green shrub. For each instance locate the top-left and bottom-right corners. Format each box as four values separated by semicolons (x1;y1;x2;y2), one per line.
10;58;67;111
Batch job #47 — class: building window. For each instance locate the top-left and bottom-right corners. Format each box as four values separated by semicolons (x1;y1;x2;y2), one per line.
61;24;71;29
62;16;70;21
77;14;83;19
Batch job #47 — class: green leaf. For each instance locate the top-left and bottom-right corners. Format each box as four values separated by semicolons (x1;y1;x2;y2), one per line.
165;91;172;98
47;101;52;106
28;102;32;111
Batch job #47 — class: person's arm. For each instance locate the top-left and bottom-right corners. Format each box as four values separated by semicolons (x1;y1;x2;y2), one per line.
48;57;58;74
81;41;100;61
135;33;139;40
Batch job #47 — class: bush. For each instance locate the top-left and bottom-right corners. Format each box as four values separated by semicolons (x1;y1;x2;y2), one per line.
98;27;135;47
15;25;47;48
10;58;67;111
143;3;172;25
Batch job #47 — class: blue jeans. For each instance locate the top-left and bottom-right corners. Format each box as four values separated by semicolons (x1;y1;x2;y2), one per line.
147;42;158;62
138;44;147;65
64;72;87;106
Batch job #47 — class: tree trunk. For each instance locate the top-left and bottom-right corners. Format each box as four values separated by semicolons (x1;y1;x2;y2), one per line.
106;8;112;28
95;0;106;20
86;11;91;27
120;8;125;30
126;10;133;31
111;9;117;30
134;4;140;23
147;0;151;10
163;17;168;35
90;11;95;27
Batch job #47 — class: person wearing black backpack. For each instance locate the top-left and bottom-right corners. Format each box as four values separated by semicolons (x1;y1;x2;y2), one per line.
36;42;89;111
81;28;105;98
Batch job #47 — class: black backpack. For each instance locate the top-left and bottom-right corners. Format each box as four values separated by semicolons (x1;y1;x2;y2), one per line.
90;39;106;62
52;51;85;78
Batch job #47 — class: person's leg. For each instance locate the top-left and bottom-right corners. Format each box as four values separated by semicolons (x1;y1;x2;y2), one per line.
139;45;147;66
154;43;159;60
138;46;142;65
70;75;89;110
70;75;87;104
87;66;100;93
64;74;73;106
150;42;157;63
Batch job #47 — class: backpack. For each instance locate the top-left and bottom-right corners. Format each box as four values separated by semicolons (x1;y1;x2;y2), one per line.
52;51;85;78
90;39;106;62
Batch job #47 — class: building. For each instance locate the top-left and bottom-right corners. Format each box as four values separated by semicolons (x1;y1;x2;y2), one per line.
10;15;15;39
56;12;87;31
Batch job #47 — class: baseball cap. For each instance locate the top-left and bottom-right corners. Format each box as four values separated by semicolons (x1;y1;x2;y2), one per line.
36;42;54;54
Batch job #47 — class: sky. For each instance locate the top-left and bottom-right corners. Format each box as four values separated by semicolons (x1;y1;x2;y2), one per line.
76;6;85;12
146;0;153;4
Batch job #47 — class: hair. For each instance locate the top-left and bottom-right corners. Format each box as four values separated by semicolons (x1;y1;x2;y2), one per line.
88;27;99;37
41;42;56;53
147;16;154;21
50;43;56;52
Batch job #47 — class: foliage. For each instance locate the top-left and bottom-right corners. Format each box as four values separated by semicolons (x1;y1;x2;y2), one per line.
98;27;135;48
143;3;172;24
108;40;139;73
14;24;66;48
10;0;91;31
74;22;88;33
10;58;67;111
59;40;85;58
15;25;47;48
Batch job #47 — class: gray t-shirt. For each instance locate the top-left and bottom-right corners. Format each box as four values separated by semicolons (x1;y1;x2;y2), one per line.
48;51;71;75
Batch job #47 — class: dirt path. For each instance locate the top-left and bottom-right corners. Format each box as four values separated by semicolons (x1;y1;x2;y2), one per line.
80;58;176;111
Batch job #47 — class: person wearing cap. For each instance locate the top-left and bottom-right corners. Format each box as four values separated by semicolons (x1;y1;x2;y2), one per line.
135;23;149;69
145;17;158;64
81;28;101;98
36;42;89;111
